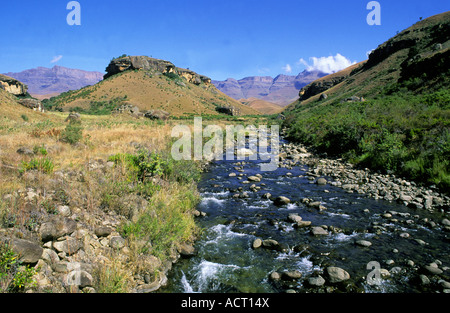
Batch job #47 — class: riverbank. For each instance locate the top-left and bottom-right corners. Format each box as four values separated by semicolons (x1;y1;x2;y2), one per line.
164;128;450;293
277;131;450;214
0;114;205;293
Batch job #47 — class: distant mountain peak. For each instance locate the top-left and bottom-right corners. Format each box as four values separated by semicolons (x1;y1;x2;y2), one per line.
3;66;104;96
212;70;327;106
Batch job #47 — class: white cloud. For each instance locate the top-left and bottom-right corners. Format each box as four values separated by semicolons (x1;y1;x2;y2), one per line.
366;49;375;58
298;53;356;74
50;55;63;63
282;64;292;73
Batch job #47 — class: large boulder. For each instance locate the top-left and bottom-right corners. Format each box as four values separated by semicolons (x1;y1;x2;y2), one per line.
3;238;43;264
326;266;350;283
144;109;170;120
40;217;77;242
17;98;43;112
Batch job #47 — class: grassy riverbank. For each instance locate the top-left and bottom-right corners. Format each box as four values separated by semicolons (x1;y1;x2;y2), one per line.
0;112;204;292
283;88;450;192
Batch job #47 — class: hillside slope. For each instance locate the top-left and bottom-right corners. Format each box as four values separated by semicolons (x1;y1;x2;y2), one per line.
45;56;259;117
239;97;284;115
283;11;450;191
287;11;449;109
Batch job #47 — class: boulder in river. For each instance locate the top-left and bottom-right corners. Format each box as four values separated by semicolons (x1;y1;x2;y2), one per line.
273;196;291;206
310;226;328;236
326;266;350;283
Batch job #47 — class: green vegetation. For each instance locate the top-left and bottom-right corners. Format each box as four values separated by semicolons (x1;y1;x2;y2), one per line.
60;120;83;145
0;244;37;292
284;88;450;191
104;149;202;262
20;157;54;174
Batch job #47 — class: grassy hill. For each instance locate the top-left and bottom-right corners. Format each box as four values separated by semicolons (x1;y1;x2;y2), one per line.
283;11;450;191
239;97;284;115
43;56;259;117
0;88;48;123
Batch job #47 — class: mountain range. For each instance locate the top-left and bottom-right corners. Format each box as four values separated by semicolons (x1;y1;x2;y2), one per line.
3;66;104;97
212;70;327;106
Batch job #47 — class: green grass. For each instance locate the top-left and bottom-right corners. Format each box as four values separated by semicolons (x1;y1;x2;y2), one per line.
284;88;450;191
104;149;202;262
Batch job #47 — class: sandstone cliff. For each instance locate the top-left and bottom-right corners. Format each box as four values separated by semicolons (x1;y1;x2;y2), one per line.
0;74;28;96
104;56;211;86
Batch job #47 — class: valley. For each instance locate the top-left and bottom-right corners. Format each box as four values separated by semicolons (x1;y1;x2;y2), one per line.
0;10;449;296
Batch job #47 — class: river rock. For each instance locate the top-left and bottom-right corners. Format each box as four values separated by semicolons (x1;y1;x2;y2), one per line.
287;213;302;224
261;193;272;199
236;148;254;157
273;196;291;206
262;239;281;251
307;276;326;287
311;227;328;236
295;221;312;228
178;243;196;258
423;263;443;275
326;266;350;283
252;239;262;249
316;178;327;185
281;270;302;281
355;240;372;247
247;176;261;182
269;271;281;281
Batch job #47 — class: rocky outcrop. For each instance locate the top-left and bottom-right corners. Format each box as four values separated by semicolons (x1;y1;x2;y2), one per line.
104;56;211;86
17;98;44;112
0;74;28;96
215;105;240;116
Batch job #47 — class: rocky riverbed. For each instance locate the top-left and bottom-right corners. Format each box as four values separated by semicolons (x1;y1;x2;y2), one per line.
164;133;450;293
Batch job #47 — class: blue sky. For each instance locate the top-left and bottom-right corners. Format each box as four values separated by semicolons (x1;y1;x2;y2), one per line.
1;0;448;80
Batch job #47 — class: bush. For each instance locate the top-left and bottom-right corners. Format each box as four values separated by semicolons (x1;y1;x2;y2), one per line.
0;244;36;292
283;86;450;191
61;120;83;145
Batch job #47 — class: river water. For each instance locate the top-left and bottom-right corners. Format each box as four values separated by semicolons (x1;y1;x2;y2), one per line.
162;137;449;293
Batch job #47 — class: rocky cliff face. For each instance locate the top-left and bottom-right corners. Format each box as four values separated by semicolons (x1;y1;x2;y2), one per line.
4;66;103;96
0;74;28;96
212;70;326;106
104;56;211;86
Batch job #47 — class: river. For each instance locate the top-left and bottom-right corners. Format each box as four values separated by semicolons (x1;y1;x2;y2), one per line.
162;136;450;293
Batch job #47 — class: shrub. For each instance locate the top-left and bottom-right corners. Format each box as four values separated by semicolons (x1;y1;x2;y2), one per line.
0;244;36;292
61;120;83;145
